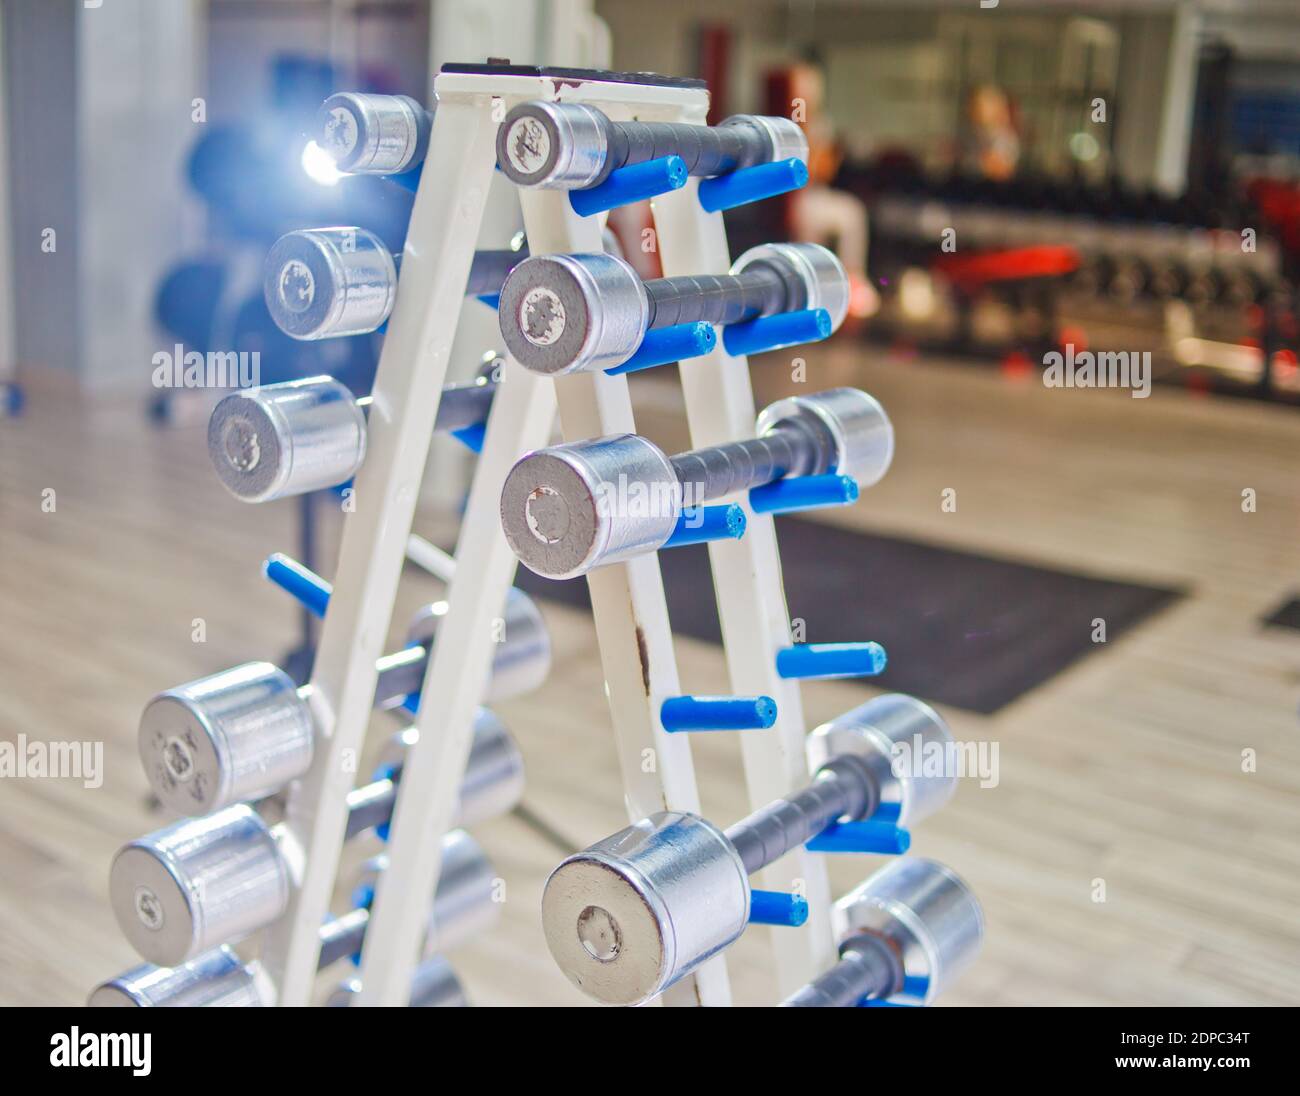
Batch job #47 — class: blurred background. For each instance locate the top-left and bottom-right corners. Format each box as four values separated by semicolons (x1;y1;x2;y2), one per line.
1;0;1297;1007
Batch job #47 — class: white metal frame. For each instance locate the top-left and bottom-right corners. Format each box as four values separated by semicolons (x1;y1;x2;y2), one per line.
260;67;833;1008
653;180;836;995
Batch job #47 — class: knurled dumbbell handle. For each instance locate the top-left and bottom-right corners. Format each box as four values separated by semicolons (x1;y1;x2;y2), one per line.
606;120;770;180
317;907;371;969
668;421;831;503
724;756;876;875
433;379;497;434
780;934;902;1007
370;645;428;708
645;265;792;329
342;777;399;842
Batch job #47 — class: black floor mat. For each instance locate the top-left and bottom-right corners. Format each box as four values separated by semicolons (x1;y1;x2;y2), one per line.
513;518;1185;714
1263;596;1300;632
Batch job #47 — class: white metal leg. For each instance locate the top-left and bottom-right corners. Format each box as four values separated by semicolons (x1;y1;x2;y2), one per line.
652;180;837;995
355;355;556;1006
258;91;500;1007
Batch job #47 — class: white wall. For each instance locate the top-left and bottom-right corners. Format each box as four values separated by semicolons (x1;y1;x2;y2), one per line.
77;0;205;392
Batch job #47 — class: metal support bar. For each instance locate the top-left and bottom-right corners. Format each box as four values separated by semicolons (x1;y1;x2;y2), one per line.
257;89;499;1008
651;174;838;995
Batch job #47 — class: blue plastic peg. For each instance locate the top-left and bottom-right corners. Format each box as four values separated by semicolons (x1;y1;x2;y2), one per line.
749;473;858;515
697;157;809;213
663;503;746;548
661;695;777;733
451;422;487;453
570;155;687;216
871;801;901;824
264;553;331;619
806;820;911;856
776;642;887;680
605;321;716;375
722;307;831;357
749;890;809;927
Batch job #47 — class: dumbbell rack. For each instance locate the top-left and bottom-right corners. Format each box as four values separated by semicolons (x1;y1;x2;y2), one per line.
213;66;836;1007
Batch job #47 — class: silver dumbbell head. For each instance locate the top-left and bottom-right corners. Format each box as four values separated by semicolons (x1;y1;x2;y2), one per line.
208;376;366;503
497;253;648;376
354;830;499;955
425;829;500;952
807;693;956;827
732;241;850;333
138;662;314;817
317;93;429;175
110;806;287;967
719;114;809;166
327;956;467;1007
542;812;749;1006
757;386;894;488
406;587;552;702
88;946;268;1007
496;101;610;189
454;709;526;829
500;434;678;580
836;858;984;1005
375;708;524;829
264;227;397;340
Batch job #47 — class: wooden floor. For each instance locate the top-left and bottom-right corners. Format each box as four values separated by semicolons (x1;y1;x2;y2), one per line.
2;343;1298;1007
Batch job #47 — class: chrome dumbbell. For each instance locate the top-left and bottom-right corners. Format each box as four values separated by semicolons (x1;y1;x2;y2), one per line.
497;242;846;375
113;713;518;966
92;829;492;1006
316;92;432;176
326;956;466;1008
264;227;526;340
496;101;806;190
138;585;547;815
542;693;955;1005
781;859;983;1007
208;371;498;503
501;387;892;579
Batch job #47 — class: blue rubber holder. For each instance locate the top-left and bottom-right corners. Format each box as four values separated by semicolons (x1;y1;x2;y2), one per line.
477;293;500;310
749;473;859;515
661;695;777;733
871;801;902;824
749;890;809;928
860;975;929;1004
451;422;487;453
722;307;831;357
569;155;688;216
388;163;423;193
776;642;887;680
697;157;809;213
330;478;354;499
806;820;911;856
3;383;24;416
263;553;332;619
663;504;746;548
605;321;716;375
350;882;375;911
